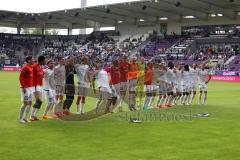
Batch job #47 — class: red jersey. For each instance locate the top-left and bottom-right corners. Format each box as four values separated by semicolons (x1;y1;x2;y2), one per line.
19;64;34;88
109;66;121;85
105;67;111;74
128;62;139;80
33;63;44;86
144;68;153;85
119;61;129;82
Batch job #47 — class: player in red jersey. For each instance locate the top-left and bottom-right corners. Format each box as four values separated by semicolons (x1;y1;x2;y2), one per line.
119;55;129;111
143;62;153;110
19;56;34;123
109;59;121;112
127;56;139;111
30;55;46;121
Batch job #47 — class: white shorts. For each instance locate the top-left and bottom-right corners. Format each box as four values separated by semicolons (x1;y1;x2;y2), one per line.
98;87;112;100
175;84;181;93
173;84;177;94
128;79;137;92
159;82;170;94
199;83;207;92
20;87;34;102
120;82;128;92
44;89;56;104
33;85;43;100
152;85;159;93
181;85;190;93
55;85;65;96
34;85;43;93
144;85;153;93
111;83;120;97
158;85;165;94
190;83;197;91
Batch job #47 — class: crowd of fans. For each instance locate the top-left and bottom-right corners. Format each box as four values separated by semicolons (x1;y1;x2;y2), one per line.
0;32;240;73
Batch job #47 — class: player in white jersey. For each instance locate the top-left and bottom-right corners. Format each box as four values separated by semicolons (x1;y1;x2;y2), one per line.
153;63;167;108
75;56;91;115
93;62;112;113
172;65;182;105
198;64;211;105
180;65;191;105
189;64;199;105
43;60;56;119
53;57;66;118
164;62;175;107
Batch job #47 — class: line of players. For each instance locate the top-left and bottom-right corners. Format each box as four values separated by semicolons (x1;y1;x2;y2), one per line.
18;54;211;123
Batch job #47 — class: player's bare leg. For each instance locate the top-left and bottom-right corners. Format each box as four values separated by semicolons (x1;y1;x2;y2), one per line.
31;91;42;121
166;92;174;107
189;90;196;105
119;91;125;112
21;101;32;123
203;91;207;105
128;91;137;111
95;99;102;114
54;95;63;118
157;94;165;108
198;91;202;105
175;91;182;105
109;96;117;113
19;100;31;123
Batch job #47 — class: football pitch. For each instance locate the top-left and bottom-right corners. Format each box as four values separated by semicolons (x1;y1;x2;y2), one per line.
0;71;240;160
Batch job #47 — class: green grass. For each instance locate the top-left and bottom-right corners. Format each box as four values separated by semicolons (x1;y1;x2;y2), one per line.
0;71;240;160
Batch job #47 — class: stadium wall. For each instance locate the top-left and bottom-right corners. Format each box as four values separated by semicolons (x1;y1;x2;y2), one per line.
116;24;159;38
167;17;240;34
116;17;240;36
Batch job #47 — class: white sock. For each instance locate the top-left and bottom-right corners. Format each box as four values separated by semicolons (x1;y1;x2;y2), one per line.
180;95;184;104
203;93;207;105
167;95;173;105
23;105;31;120
163;96;168;105
144;96;151;108
95;99;102;113
80;103;84;113
19;105;26;120
189;94;194;104
119;99;123;108
77;104;81;113
173;96;179;105
182;95;187;104
157;96;164;106
186;95;191;105
31;108;36;117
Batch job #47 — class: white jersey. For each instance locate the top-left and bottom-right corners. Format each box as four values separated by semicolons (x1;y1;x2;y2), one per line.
43;68;54;90
76;64;89;87
198;69;209;84
175;70;182;85
165;69;174;84
97;69;110;88
190;68;199;84
54;64;65;86
152;68;166;85
182;71;191;85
